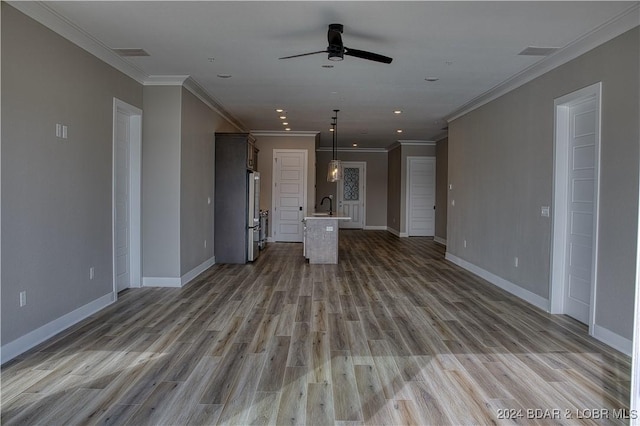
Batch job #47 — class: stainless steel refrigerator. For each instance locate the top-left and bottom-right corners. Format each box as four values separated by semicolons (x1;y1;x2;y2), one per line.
247;171;260;261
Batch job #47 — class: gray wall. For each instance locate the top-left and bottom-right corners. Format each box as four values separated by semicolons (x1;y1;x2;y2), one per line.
142;86;182;279
180;88;235;274
435;138;448;242
1;4;143;344
447;27;639;340
316;150;388;228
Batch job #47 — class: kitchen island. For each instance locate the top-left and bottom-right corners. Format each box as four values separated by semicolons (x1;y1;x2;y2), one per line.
303;214;351;264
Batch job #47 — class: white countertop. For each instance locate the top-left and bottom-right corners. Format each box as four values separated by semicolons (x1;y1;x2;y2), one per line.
304;212;351;220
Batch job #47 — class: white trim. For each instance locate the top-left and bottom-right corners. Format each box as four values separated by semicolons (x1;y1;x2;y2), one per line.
364;225;387;231
446;3;638;123
549;82;602;336
1;292;115;364
445;252;550;312
434;236;447;246
7;1;147;84
184;79;246;132
142;277;182;288
112;99;143;298
316;147;387;153
181;257;215;286
387;140;436;151
387;227;400;237
251;130;319;138
143;75;189;86
592;325;632;356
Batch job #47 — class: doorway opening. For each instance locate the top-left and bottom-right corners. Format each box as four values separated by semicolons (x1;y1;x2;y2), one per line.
112;98;142;297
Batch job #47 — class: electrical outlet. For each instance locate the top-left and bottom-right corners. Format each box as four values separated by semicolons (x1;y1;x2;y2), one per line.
451;199;455;206
463;239;467;248
541;206;550;217
62;125;68;139
204;240;207;248
56;123;62;138
19;291;27;307
514;257;519;268
89;267;95;280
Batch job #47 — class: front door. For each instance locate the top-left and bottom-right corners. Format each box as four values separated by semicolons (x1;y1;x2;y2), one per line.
272;150;307;242
338;162;365;229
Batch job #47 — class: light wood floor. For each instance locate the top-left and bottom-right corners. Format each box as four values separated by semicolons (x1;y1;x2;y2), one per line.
1;231;631;425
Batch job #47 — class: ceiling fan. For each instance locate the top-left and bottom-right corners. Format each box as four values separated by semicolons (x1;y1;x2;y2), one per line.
279;23;393;64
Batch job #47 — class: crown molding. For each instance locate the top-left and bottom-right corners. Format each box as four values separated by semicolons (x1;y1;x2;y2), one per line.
387;140;436;151
251;130;320;138
446;3;640;123
143;75;190;86
316;147;387;153
8;1;148;84
183;78;247;132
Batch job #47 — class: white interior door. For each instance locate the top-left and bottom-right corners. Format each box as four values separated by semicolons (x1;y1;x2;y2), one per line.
563;97;598;324
113;99;142;294
338;162;365;229
272;150;306;242
407;157;435;236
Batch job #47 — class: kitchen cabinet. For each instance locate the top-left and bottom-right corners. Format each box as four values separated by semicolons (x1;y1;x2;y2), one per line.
247;140;259;171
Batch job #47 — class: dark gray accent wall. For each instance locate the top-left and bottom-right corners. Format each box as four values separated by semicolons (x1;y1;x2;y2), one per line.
448;27;639;340
1;3;142;344
387;146;402;233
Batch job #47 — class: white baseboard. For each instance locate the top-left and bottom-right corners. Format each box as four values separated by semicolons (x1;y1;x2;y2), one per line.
142;277;182;287
181;257;215;286
434;236;447;246
387;227;400;237
445;252;550;312
364;225;387;230
1;292;115;364
593;324;632;356
267;237;275;243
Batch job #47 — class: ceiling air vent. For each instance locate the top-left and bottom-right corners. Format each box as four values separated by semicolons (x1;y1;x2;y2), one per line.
112;48;150;57
518;46;559;56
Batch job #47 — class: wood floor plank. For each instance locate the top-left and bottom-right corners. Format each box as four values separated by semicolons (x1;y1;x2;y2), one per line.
275;366;308;426
306;382;335;426
1;231;631;426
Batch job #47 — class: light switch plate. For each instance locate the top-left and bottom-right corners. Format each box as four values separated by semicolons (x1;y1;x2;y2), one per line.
541;206;550;217
326;226;334;232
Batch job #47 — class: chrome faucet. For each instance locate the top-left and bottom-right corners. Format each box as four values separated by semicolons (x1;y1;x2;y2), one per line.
320;196;333;215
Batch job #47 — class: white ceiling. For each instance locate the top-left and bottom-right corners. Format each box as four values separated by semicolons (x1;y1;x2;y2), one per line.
19;1;639;148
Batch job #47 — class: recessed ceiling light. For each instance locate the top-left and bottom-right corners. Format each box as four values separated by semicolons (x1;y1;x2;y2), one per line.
285;128;291;131
396;129;403;133
275;108;284;113
217;74;232;79
329;128;334;132
394;110;402;114
352;143;358;147
282;122;288;125
279;115;287;120
425;77;439;82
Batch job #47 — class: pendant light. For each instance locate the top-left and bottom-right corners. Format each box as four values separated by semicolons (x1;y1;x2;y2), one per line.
327;109;343;182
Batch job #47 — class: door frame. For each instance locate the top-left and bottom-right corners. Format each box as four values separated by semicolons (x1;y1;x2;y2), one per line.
112;98;142;298
406;156;436;237
271;149;308;242
549;82;602;334
337;161;366;229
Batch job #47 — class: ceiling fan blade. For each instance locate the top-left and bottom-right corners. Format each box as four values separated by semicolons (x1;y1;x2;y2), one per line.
279;50;327;60
344;47;393;64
